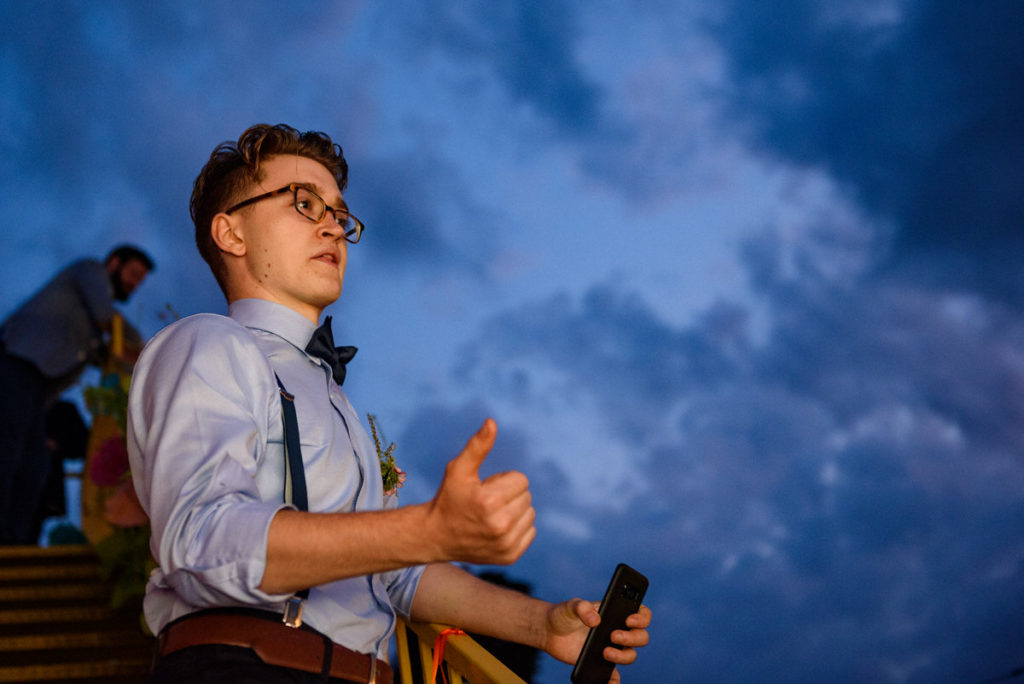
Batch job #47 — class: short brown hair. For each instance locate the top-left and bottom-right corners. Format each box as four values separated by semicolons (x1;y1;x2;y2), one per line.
105;244;155;271
190;123;349;294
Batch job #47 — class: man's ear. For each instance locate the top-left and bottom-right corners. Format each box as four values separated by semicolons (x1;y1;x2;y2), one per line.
211;213;247;257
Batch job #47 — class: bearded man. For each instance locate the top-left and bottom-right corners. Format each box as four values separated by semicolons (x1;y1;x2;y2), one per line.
0;244;153;544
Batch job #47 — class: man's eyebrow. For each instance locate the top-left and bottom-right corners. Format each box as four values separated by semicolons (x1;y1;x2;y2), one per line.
295;181;347;210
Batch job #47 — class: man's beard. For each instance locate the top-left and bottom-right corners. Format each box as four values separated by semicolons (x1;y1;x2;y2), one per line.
110;268;131;302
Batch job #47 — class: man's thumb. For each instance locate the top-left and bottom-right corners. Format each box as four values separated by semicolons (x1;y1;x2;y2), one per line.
449;418;497;478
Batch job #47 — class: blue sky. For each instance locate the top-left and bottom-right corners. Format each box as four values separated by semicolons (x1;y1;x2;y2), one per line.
2;1;1023;681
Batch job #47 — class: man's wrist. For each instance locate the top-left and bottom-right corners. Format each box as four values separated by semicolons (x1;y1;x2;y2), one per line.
396;502;448;565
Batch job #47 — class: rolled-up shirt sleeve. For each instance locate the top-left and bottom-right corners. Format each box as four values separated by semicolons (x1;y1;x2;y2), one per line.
127;314;294;608
380;564;425;620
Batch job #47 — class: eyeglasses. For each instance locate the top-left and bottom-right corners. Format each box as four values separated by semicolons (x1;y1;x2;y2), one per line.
224;183;364;244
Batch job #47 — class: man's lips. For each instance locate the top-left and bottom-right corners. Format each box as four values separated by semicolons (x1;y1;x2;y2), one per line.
313;251;339;266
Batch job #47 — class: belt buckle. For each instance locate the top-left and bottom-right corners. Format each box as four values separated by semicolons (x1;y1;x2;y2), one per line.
368;653;377;684
282;596;304;628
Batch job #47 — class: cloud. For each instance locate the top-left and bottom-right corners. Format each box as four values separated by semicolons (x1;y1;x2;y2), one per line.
350;150;506;280
713;0;1024;299
401;0;603;136
449;211;1024;679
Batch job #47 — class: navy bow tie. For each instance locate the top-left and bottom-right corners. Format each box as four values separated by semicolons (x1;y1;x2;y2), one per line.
305;316;357;386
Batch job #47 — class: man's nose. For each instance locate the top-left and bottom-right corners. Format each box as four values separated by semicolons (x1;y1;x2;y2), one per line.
319;217;343;240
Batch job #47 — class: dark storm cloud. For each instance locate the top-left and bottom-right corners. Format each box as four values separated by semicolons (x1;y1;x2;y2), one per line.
407;0;603;136
352;157;455;265
456;285;748;445
1;2;311;184
454;220;1024;680
350;152;503;279
713;0;1024;299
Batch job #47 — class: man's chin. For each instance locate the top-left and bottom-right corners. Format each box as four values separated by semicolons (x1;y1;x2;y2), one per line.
314;286;342;309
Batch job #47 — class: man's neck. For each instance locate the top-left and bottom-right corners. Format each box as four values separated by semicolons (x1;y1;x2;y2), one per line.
226;293;324;324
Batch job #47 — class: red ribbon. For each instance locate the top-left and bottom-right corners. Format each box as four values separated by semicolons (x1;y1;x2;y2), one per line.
431;627;467;683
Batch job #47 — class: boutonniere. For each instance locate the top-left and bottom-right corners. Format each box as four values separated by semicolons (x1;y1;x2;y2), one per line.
367;414;406;496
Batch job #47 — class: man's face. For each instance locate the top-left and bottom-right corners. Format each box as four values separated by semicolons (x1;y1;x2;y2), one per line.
110;258;150;302
226;154;349;321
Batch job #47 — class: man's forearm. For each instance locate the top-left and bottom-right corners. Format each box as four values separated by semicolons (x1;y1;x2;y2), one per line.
409;562;552;650
259;506;442;593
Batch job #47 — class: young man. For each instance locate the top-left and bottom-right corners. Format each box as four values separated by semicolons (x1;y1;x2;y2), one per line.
128;124;650;683
0;244;153;544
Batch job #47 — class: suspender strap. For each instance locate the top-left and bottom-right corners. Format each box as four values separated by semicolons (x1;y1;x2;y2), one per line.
275;375;310;610
276;375;308;512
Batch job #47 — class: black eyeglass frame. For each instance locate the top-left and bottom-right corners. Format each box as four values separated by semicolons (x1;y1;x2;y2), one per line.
224;183;364;244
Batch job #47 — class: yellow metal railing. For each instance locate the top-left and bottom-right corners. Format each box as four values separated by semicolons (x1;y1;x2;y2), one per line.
110;313;124;359
396;619;527;684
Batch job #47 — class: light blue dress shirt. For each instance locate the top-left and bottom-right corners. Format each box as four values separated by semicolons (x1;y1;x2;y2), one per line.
127;298;424;658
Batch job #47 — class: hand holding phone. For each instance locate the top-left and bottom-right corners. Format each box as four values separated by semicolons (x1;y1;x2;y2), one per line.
571;563;649;684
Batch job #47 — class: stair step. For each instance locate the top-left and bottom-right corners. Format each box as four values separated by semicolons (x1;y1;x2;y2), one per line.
0;605;124;625
0;583;111;602
0;658;151;683
0;544;152;682
0;629;149;651
0;545;96;561
1;678;145;684
0;563;101;582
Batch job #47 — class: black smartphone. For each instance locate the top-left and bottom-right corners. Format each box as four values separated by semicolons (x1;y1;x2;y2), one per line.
571;563;649;684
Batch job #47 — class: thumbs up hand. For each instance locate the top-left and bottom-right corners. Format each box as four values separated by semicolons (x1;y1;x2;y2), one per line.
426;419;536;565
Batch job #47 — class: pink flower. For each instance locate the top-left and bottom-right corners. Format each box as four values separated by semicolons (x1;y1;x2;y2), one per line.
384;466;407;497
90;437;129;486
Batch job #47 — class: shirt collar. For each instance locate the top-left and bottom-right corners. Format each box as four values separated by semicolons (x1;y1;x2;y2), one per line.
228;298;318;351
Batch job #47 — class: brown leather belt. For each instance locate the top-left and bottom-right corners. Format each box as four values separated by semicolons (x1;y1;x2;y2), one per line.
157;610;392;684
